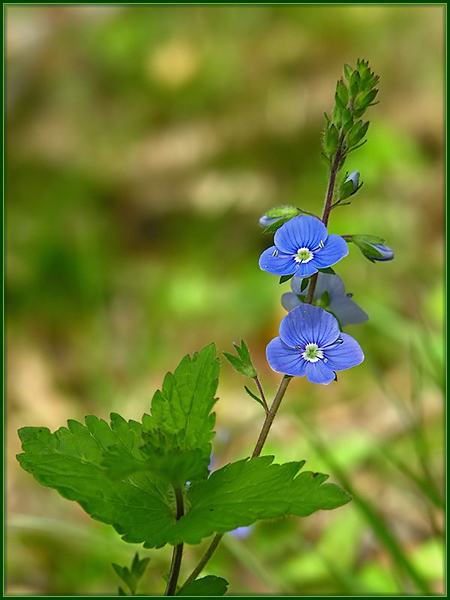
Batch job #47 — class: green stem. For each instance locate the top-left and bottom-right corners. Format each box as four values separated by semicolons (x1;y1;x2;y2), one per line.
253;375;269;414
181;375;292;589
164;485;185;596
251;375;292;458
182;532;224;588
307;130;346;304
181;126;347;593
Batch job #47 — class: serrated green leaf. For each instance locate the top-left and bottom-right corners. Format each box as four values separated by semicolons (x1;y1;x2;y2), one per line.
177;575;229;596
16;345;223;549
17;422;350;549
16;418;180;548
171;456;351;545
143;343;220;462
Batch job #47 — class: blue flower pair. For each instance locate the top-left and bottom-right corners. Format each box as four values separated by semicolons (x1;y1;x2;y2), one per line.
260;215;365;385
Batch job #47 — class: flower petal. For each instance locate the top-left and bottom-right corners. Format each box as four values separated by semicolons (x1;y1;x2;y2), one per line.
323;333;364;370
274;216;327;254
259;247;297;275
292;261;319;277
312;234;349;268
328;296;369;326
279;304;340;349
281;292;302;311
306;360;336;385
318;273;346;298
266;338;308;377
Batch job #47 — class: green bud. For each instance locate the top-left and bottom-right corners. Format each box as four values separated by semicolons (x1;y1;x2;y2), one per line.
265;205;299;219
335;79;349;107
342;109;354;133
339;171;361;199
355;89;378;110
343;63;353;83
332;103;343;128
349;70;361;97
348;120;369;146
324;123;339;156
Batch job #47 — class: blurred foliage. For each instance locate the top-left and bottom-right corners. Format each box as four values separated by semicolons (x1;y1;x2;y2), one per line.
6;4;444;596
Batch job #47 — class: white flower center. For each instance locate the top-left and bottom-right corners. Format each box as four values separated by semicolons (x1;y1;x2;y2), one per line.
302;343;324;363
294;247;314;263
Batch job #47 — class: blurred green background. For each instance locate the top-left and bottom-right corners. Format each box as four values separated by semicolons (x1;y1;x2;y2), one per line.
6;4;444;596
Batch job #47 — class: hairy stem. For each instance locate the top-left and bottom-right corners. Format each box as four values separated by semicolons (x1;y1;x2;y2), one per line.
181;375;292;589
322;130;346;227
181;127;346;592
164;486;185;596
307;130;346;303
251;375;292;458
253;375;269;414
182;532;224;587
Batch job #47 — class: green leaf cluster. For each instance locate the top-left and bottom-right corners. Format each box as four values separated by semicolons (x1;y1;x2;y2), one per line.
223;340;257;379
323;59;379;171
17;344;351;553
113;553;150;596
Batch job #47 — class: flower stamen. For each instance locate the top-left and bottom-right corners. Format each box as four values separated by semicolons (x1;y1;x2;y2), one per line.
294;247;314;263
302;343;324;363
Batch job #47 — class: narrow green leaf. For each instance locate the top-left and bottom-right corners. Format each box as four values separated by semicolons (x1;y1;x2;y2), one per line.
279;273;295;284
300;278;309;292
244;385;266;410
177;575;228;596
318;267;335;275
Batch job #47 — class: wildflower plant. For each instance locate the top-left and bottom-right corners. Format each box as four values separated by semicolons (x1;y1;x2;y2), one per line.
16;60;394;595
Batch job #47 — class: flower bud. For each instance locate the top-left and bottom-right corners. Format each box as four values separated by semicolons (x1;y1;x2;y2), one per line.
339;171;361;199
259;206;300;232
350;234;394;262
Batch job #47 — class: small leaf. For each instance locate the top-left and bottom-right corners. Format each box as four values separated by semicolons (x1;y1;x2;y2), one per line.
300;278;309;293
113;553;150;595
223;340;257;378
244;385;266;411
279;273;295;284
318;267;335;275
177;575;229;596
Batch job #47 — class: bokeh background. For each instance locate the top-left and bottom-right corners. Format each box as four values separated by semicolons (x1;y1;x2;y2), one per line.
6;4;445;596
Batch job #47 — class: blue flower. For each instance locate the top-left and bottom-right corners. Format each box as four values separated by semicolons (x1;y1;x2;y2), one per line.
259;216;348;278
266;304;364;384
281;273;368;327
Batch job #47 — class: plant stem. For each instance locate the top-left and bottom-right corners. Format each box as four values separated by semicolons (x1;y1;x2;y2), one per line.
164;485;185;596
182;532;224;587
181;375;292;589
306;130;346;304
321;130;346;227
181;127;347;593
251;375;292;458
253;375;269;414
